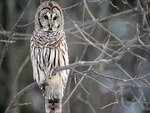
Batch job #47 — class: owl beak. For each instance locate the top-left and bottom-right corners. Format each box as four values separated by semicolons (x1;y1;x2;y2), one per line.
49;23;52;30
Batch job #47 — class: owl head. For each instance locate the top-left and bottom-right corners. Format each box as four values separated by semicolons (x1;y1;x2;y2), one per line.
35;1;64;33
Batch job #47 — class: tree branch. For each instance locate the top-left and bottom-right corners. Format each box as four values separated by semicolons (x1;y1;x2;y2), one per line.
5;82;37;113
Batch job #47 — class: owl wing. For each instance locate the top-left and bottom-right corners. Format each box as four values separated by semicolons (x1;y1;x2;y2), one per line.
30;35;47;84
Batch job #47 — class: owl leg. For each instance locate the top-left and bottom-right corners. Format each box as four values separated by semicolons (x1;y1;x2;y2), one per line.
40;82;48;96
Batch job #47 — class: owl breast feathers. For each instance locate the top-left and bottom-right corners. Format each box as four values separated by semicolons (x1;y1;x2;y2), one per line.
30;1;69;113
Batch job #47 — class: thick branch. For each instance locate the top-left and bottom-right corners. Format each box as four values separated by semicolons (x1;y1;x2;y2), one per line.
53;59;113;74
5;82;37;113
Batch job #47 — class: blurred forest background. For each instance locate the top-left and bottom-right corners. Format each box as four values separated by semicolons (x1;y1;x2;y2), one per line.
1;0;150;113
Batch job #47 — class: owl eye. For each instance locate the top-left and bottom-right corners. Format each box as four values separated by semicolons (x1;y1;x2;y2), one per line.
53;16;57;20
44;15;48;20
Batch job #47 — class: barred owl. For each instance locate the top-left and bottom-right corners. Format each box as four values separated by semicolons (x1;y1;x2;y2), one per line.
30;1;69;113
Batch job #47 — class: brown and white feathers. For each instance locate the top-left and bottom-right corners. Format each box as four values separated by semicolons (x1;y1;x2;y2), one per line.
30;1;69;113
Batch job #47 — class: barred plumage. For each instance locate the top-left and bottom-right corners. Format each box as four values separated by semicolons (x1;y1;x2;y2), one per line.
30;1;69;113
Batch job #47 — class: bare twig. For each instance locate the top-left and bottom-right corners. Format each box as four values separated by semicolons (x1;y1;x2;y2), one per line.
5;82;37;113
77;93;97;113
0;0;32;68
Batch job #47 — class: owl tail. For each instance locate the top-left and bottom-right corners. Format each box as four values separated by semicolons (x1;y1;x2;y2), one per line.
45;97;62;113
